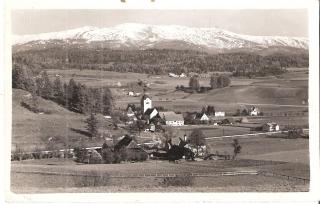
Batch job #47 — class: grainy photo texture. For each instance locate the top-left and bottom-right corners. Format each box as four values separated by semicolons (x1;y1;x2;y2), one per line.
10;9;309;193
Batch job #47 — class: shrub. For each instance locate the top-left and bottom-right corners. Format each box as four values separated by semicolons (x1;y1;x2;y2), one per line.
162;174;194;187
127;149;148;161
74;147;86;162
87;149;102;164
101;148;114;164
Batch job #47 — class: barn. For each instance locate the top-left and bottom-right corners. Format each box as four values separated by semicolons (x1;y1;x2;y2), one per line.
160;111;184;126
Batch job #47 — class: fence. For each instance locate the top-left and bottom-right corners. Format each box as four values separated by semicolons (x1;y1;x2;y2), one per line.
12;170;258;178
259;171;309;184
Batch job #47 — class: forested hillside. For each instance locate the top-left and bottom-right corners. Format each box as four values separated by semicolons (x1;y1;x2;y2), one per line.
12;56;113;115
13;48;308;76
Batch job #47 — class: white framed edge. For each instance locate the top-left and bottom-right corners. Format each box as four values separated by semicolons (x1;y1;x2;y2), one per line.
2;0;319;204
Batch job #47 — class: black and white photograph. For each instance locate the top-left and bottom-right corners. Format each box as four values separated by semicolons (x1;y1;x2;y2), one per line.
3;0;320;202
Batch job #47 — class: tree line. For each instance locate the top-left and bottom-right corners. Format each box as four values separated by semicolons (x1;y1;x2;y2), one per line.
12;58;113;115
185;74;231;92
13;48;309;76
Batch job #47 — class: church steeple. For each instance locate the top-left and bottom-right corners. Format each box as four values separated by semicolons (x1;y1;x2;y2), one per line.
140;94;152;113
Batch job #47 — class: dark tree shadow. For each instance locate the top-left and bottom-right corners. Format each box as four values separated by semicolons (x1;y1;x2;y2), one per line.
69;127;91;137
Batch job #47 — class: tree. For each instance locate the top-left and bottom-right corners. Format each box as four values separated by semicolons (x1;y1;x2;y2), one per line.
210;74;219;89
217;75;231;88
241;109;249;116
206;105;215;116
201;106;207;114
232;139;241;160
189;75;200;91
52;76;65;105
66;78;82;112
40;71;53;99
85;112;99;138
12;64;27;89
189;129;206;156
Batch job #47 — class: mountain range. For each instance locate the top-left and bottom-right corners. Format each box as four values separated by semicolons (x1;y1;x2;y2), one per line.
12;23;308;53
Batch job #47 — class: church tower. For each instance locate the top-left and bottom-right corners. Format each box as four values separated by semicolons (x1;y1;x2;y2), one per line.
141;95;152;113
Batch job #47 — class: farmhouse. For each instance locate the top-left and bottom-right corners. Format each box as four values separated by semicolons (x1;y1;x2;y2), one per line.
215;111;225;117
250;106;260;116
263;122;280;132
180;73;187;77
160;111;184;126
195;112;209;121
169;73;179;78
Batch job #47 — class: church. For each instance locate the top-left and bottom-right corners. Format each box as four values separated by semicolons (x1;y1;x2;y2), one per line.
140;95;160;123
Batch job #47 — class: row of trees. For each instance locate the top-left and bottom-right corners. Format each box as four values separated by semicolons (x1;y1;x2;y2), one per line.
12;60;113;115
13;48;309;76
188;74;231;91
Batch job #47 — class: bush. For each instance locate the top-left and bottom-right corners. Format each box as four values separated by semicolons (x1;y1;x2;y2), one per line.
127;149;148;161
74;148;102;164
101;148;114;164
87;149;102;164
162;174;194;187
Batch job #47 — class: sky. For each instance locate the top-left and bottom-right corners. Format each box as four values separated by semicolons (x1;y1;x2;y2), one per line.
11;9;308;37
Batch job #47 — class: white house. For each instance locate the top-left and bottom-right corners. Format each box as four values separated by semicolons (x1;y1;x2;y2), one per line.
195;112;209;121
128;91;135;96
169;73;179;78
160;111;184;126
250;106;260;116
215;111;225;117
180;73;187;78
263;123;280;132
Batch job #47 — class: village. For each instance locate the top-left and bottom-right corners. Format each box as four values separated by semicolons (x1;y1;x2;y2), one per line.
11;88;308;164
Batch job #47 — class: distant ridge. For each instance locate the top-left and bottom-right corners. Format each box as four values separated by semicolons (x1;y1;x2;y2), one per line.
12;23;308;52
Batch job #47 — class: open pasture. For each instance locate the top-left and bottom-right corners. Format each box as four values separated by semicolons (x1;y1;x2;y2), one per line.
45;68;308;115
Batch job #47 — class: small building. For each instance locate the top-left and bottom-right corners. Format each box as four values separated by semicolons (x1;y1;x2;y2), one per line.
160;111;184;126
169;73;179;78
128;91;135;96
262;123;280;132
127;107;135;117
144;108;159;121
180;73;187;78
250;106;260;116
195;112;209;121
104;115;112;119
215;111;225;117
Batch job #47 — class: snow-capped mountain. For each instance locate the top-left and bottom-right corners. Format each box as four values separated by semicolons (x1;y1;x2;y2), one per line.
12;23;308;52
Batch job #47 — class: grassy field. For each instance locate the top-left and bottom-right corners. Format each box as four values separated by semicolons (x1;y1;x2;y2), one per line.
11;154;309;193
45;68;308;113
12;89;127;152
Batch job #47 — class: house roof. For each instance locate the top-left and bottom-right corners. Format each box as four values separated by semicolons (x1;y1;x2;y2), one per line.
265;122;278;127
160;111;184;121
144;108;158;116
195;112;208;119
